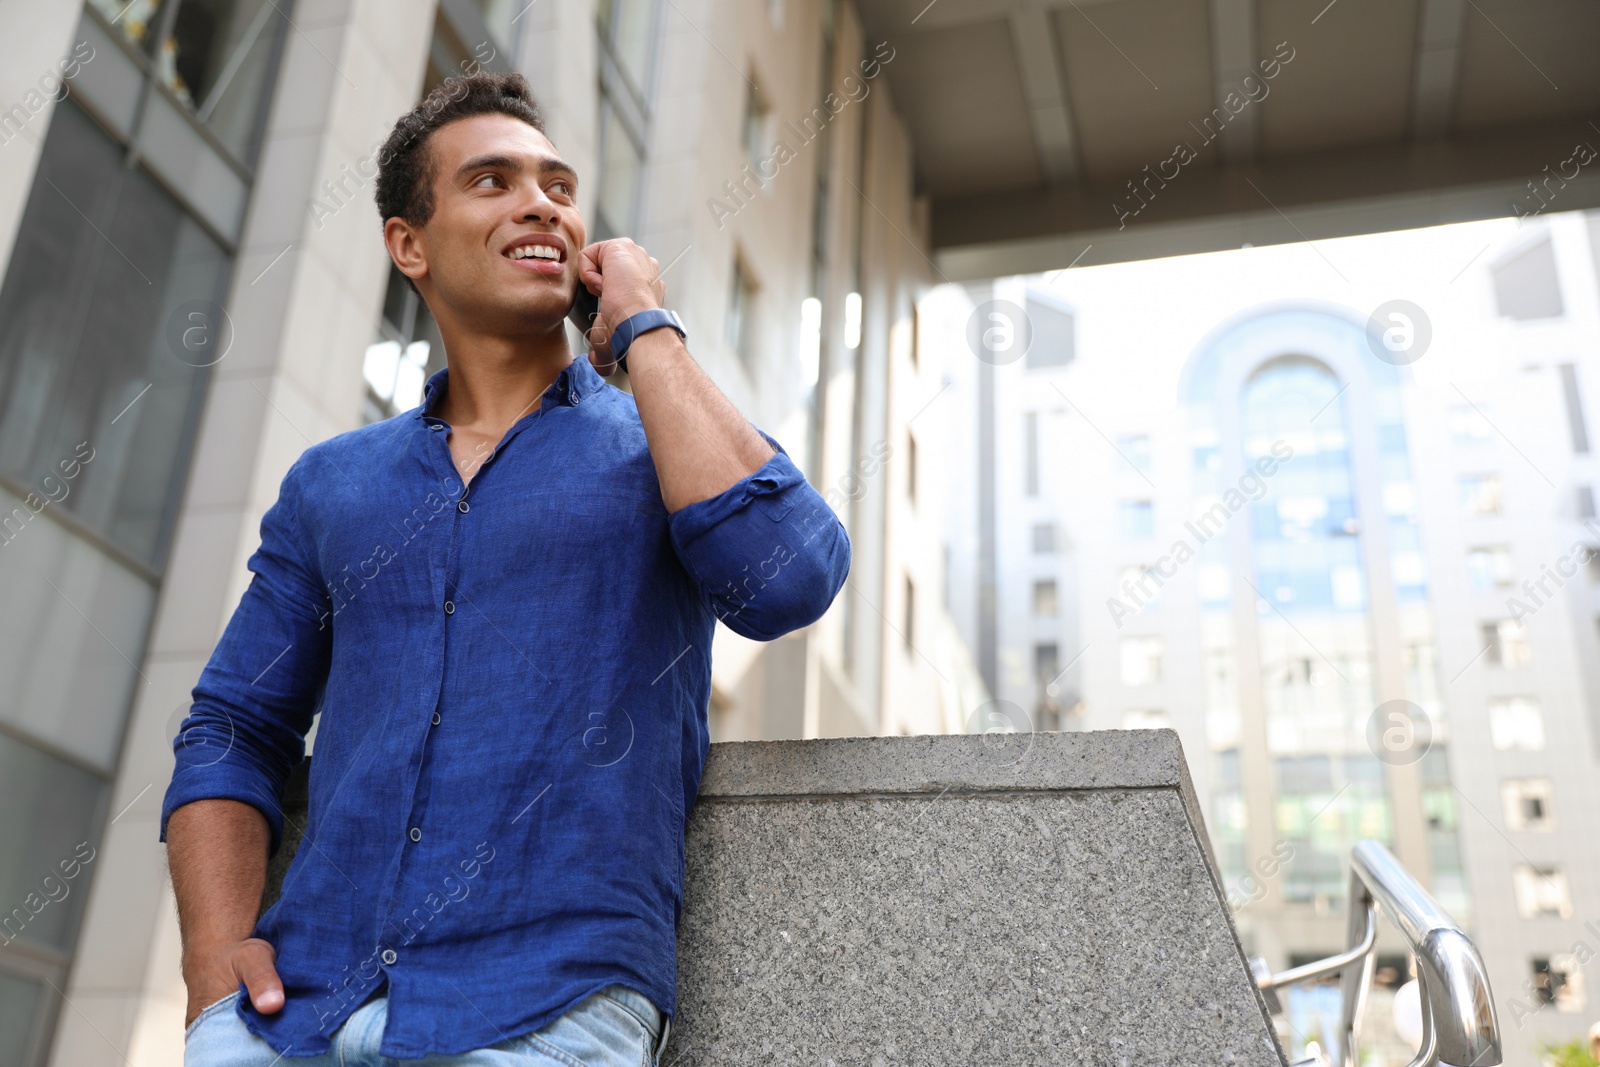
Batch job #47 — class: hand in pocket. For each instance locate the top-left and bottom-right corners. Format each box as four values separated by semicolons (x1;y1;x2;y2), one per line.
183;937;284;1030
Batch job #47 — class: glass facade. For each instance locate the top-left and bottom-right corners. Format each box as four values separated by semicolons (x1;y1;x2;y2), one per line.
1184;311;1467;923
595;0;658;239
0;5;289;1063
0;99;229;568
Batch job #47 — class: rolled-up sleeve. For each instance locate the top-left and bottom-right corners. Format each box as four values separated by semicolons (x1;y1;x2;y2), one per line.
159;455;333;856
667;428;851;642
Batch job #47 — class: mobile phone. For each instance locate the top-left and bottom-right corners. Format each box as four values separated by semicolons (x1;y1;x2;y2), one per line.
568;284;600;344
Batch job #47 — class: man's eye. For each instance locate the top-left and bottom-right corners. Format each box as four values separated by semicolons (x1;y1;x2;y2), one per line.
552;180;573;196
474;174;502;189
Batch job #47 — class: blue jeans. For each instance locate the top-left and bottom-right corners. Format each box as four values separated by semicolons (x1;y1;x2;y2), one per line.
183;983;670;1066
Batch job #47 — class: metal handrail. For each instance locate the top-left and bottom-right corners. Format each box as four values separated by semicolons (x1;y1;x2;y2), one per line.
1249;839;1502;1067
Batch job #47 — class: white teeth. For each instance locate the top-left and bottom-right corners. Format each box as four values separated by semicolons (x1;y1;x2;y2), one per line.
509;245;560;261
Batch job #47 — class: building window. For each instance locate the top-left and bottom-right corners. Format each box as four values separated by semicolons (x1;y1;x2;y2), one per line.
1531;956;1588;1012
1560;363;1590;454
1459;473;1503;517
741;76;770;174
1034;641;1059;684
596;98;646;238
1420;749;1464;915
1023;411;1039;496
1512;867;1572;919
902;574;914;652
363;265;446;423
1501;779;1555;832
1117;433;1151;471
0;100;233;568
1421;783;1457;831
1117;500;1154;540
906;433;917;506
1032;579;1058;616
1204;648;1240;747
1031;522;1057;554
88;0;288;163
1402;641;1441;713
1489;697;1545;751
1120;636;1163;686
1465;546;1514;592
595;0;657;237
1447;404;1494;445
1577;486;1596;519
598;0;656;95
471;0;522;56
1480;619;1531;669
1274;754;1391;906
727;254;757;368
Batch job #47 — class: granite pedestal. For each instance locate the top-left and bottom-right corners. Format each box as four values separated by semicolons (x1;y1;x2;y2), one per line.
669;729;1285;1067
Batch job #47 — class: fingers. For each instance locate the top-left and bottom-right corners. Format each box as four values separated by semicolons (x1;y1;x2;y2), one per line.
576;244;604;292
578;239;664;316
233;938;285;1015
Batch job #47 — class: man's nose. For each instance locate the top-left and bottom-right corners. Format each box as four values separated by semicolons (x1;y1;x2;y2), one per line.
516;183;560;223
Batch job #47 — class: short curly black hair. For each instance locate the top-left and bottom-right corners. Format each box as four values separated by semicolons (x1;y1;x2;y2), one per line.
374;71;546;229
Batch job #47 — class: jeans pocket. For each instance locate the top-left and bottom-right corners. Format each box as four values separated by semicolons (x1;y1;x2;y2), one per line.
184;990;242;1042
593;986;657;1043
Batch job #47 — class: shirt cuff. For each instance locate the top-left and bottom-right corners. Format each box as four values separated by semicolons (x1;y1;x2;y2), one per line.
667;429;850;641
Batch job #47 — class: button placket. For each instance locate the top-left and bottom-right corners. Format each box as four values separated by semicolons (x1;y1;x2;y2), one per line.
371;414;459;980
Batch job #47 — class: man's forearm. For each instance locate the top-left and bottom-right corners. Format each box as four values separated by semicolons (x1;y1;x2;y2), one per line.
167;799;271;959
625;329;777;513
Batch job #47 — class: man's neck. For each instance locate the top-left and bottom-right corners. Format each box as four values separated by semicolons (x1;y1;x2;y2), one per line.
433;327;574;434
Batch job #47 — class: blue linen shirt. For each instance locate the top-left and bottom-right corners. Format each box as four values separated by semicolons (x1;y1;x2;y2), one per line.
159;356;851;1058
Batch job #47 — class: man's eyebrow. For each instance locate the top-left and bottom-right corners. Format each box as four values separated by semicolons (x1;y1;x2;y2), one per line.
454;153;578;183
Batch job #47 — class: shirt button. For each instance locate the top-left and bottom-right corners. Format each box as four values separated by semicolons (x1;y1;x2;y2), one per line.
410;827;422;842
444;601;455;615
381;949;398;965
458;499;470;513
432;712;442;726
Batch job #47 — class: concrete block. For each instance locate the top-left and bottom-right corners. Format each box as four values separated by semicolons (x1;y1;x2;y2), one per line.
671;729;1284;1065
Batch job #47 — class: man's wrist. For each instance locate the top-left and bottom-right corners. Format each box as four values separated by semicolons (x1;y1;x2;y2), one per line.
612;308;686;373
620;323;684;371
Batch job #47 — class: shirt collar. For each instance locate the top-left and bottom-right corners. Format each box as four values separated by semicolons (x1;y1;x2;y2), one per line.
414;357;602;422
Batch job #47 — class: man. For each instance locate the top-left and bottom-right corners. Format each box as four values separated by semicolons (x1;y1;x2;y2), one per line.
163;71;850;1066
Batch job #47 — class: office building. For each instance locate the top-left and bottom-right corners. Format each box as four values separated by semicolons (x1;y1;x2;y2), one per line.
968;211;1600;1064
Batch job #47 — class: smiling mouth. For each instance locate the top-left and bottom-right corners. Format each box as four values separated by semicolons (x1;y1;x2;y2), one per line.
505;243;564;263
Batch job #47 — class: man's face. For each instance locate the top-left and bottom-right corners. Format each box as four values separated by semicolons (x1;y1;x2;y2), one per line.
398;113;587;333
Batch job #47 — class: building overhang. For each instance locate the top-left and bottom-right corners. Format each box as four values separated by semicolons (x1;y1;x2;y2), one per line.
856;0;1600;279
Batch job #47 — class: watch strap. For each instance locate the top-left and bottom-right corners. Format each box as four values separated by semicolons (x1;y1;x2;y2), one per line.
612;308;686;373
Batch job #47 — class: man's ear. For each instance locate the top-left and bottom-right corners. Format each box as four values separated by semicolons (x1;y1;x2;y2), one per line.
384;216;428;286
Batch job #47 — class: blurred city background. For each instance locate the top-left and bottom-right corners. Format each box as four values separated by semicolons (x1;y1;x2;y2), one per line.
0;0;1598;1065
